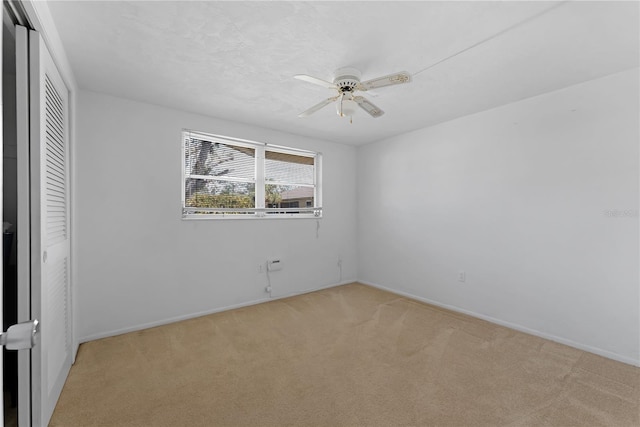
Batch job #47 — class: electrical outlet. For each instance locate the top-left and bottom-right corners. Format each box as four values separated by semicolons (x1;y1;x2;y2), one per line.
458;271;466;282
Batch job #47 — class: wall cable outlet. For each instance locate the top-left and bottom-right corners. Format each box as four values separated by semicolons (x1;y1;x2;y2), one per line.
267;259;283;271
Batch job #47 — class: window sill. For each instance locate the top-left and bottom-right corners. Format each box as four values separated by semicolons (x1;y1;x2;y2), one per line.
181;213;323;221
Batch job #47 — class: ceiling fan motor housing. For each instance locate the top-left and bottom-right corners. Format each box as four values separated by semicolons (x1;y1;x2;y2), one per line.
333;67;362;93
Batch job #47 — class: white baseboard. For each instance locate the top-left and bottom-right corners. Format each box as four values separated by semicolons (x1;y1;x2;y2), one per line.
360;280;640;368
78;279;355;344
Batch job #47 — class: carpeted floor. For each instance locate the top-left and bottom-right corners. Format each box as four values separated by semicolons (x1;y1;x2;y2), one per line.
50;283;639;426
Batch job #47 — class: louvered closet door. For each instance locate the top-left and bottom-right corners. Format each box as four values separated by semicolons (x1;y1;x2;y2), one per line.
29;29;72;427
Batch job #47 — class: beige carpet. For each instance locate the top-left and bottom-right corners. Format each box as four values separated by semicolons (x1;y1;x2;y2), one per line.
50;283;639;426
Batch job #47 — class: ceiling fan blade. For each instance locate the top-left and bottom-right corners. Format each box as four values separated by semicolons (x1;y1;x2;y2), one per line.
357;71;412;91
294;74;338;89
354;96;384;118
298;96;339;118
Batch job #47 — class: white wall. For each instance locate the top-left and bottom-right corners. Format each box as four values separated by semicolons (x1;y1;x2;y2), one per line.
357;68;639;365
75;90;358;342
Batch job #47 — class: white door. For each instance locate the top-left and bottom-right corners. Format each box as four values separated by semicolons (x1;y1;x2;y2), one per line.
16;24;32;427
14;27;72;427
29;27;72;426
0;9;4;425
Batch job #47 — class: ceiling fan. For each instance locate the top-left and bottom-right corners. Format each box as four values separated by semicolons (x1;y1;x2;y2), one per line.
295;67;412;121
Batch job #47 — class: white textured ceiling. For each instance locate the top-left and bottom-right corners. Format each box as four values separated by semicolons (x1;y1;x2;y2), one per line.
47;1;639;145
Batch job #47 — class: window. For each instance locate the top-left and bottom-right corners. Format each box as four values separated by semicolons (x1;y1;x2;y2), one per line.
182;130;322;218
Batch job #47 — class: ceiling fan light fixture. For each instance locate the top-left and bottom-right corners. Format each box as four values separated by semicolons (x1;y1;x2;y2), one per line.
338;98;358;118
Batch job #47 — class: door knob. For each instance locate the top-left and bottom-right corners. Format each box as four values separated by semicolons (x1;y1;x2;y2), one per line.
0;319;40;350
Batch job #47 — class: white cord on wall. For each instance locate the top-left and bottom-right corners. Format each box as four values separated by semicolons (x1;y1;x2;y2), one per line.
265;267;273;298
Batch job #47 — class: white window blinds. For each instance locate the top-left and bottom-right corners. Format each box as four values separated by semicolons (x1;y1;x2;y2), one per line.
264;150;316;212
182;130;322;218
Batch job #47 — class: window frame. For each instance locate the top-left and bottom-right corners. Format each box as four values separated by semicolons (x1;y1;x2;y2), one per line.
181;130;322;219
